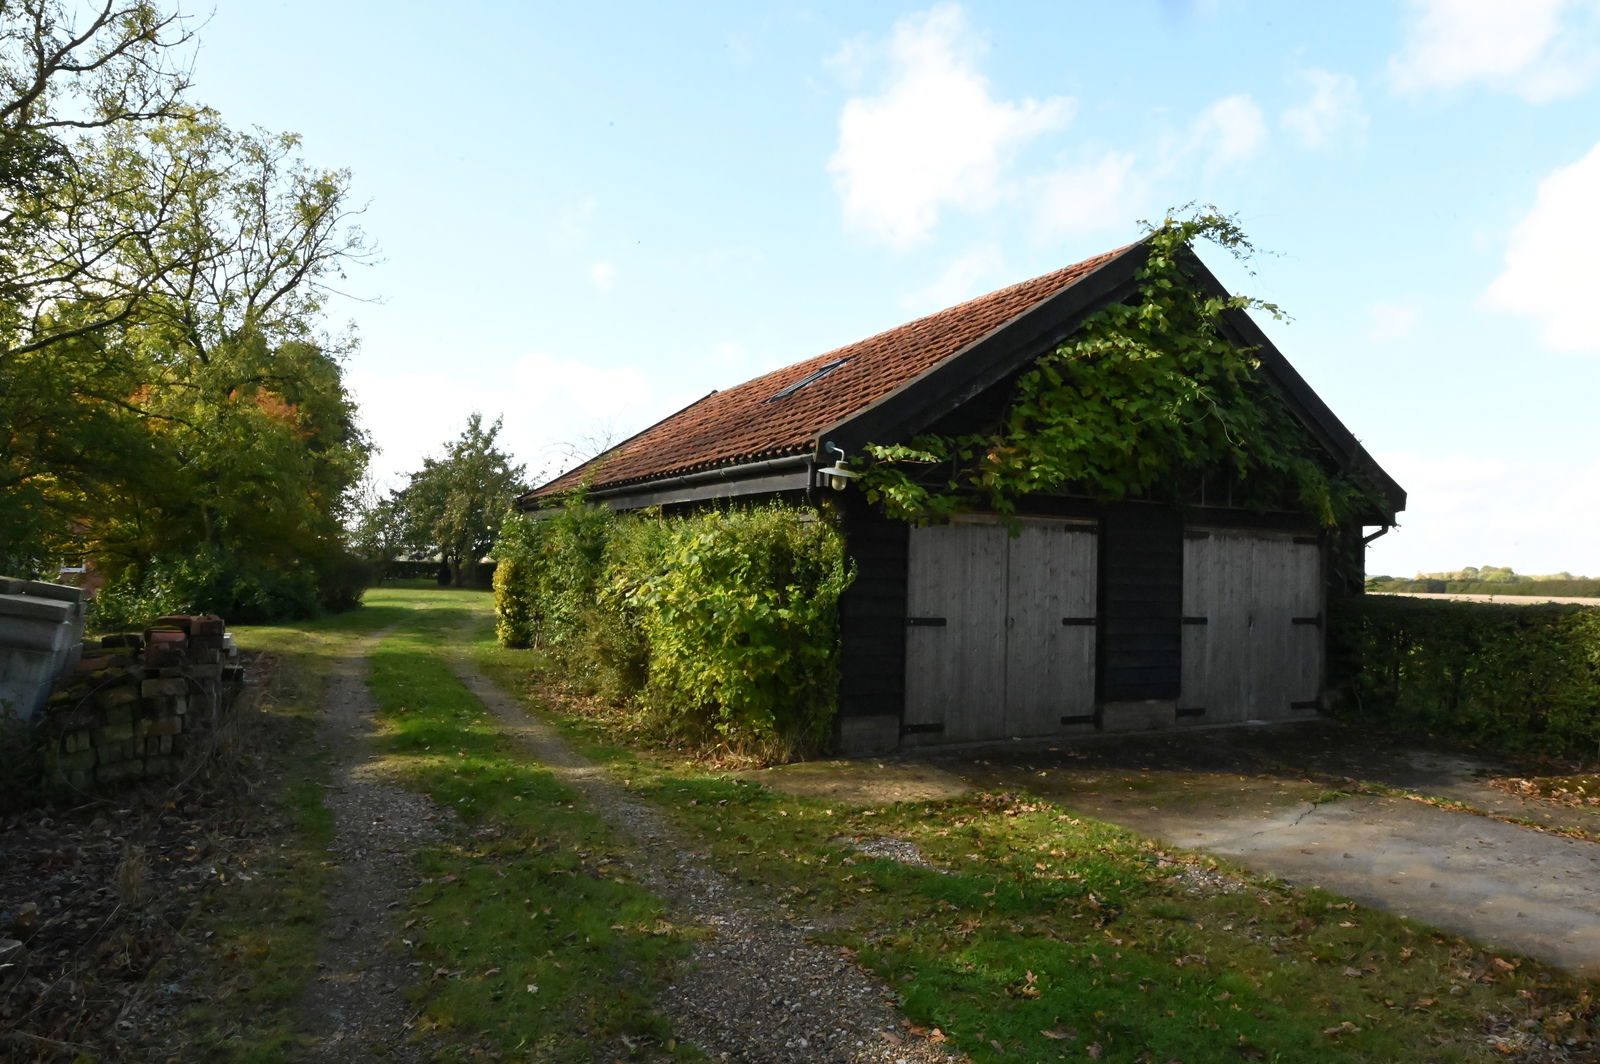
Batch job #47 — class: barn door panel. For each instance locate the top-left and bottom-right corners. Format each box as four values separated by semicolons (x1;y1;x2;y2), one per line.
1180;529;1323;722
1004;520;1097;736
902;523;1007;741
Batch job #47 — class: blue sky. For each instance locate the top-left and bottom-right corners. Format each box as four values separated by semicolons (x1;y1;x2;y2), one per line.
192;1;1600;577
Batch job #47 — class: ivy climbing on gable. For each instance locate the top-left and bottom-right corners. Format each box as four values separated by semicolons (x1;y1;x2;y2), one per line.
858;207;1385;528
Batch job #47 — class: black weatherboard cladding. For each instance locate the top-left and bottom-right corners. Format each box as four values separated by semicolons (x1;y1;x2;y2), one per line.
836;501;908;719
1098;504;1183;701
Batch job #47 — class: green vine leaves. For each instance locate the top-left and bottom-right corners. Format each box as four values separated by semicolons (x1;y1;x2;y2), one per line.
858;209;1381;528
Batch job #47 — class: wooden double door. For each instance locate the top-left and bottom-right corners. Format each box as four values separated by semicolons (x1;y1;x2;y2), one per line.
902;518;1097;742
1178;528;1323;722
901;517;1325;741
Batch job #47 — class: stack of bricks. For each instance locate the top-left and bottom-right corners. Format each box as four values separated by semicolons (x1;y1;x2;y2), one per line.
43;614;244;792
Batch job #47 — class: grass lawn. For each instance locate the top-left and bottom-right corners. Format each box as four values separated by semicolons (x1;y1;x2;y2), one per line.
466;600;1598;1064
185;585;1594;1063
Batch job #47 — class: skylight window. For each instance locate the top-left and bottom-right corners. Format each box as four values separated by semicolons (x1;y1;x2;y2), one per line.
762;357;850;402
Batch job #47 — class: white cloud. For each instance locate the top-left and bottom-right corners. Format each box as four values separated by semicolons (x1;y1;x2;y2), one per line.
1364;301;1420;343
824;33;873;88
1192;94;1266;171
1389;0;1600;102
1482;139;1600;352
828;3;1073;246
901;245;1006;314
1033;152;1146;239
1369;450;1600;575
588;261;617;291
1281;69;1365;149
551;197;599;249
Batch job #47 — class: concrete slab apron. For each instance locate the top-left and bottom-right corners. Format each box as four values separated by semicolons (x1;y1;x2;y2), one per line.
1163;794;1600;974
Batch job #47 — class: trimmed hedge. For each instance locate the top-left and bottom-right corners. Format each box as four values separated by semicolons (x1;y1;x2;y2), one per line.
493;501;853;760
1329;595;1600;754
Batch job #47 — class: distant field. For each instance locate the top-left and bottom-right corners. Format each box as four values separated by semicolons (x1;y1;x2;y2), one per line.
1368;577;1600;598
1372;591;1600;606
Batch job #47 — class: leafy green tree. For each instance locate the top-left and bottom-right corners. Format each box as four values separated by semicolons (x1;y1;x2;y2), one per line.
399;415;528;587
1;1;198;362
0;3;372;624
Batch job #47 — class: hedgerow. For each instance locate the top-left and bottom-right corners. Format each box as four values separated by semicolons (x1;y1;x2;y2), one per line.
1329;596;1600;754
493;500;853;760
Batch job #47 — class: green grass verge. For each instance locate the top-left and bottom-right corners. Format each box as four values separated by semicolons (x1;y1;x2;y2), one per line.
466;630;1596;1064
362;593;698;1063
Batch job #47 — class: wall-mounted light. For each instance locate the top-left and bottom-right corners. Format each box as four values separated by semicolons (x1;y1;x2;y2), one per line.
817;441;858;491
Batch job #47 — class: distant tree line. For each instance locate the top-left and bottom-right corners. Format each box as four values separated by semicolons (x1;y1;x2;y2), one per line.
1367;567;1600;598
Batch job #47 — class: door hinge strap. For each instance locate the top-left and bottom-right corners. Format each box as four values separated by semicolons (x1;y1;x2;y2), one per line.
1291;615;1321;626
1060;616;1097;626
906;617;947;627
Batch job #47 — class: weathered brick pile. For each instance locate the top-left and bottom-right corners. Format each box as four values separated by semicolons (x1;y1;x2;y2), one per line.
41;614;244;792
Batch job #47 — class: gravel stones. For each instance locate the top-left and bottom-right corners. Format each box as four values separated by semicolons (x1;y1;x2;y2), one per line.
299;638;450;1064
454;664;966;1064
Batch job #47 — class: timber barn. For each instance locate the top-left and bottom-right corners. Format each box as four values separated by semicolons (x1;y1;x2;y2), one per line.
518;238;1405;754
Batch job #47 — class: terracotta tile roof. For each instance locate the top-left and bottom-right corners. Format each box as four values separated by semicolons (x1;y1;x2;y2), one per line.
528;246;1131;499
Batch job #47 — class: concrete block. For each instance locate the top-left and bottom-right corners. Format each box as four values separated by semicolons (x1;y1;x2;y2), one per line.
188;663;222;684
0;593;74;624
54;748;96;772
99;721;134;744
16;580;84;605
0;613;73;653
94;685;139;711
141;677;186;698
